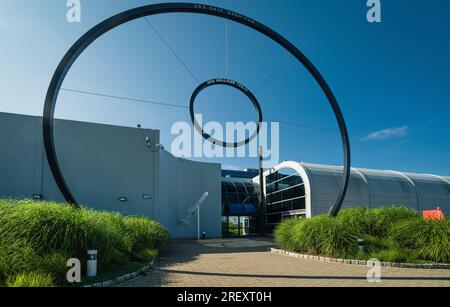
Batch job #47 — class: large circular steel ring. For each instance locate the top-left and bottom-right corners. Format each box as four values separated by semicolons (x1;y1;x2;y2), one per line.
43;2;351;216
190;78;263;148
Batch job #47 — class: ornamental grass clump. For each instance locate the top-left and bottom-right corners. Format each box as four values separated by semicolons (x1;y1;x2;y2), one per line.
389;219;450;263
275;206;449;264
335;207;417;236
276;215;356;258
0;199;169;287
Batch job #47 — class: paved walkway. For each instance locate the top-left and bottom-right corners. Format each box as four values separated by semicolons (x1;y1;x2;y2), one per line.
120;238;450;287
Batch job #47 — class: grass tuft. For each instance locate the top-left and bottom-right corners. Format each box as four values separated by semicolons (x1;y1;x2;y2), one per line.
389;219;450;263
6;272;55;288
277;215;357;258
275;207;448;263
0;199;169;287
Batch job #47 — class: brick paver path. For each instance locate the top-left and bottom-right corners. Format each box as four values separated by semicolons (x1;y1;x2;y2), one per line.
120;238;450;287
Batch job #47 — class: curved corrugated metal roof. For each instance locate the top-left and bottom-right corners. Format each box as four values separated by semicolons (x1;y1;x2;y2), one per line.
298;163;449;215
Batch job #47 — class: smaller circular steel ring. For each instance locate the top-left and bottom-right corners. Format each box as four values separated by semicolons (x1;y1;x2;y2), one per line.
189;78;263;148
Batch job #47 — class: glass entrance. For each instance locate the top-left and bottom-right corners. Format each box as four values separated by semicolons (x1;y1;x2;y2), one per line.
222;216;252;237
221;177;259;237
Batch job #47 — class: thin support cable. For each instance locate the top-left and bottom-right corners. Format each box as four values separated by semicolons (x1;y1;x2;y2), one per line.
143;17;200;84
59;88;188;110
59;90;336;132
225;20;229;78
266;118;337;133
254;61;287;93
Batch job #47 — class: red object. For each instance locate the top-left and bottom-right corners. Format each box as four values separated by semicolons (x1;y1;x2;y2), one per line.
423;209;446;221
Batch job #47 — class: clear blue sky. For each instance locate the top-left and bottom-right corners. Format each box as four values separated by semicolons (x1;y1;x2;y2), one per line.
1;0;449;175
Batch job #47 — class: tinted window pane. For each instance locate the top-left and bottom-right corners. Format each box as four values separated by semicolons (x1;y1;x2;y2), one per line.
265;168;306;225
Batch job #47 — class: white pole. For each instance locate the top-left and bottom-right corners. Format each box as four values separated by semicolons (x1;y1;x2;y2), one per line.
197;206;200;240
86;250;97;278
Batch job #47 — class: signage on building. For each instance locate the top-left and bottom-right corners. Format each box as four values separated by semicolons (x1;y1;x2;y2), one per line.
143;194;153;200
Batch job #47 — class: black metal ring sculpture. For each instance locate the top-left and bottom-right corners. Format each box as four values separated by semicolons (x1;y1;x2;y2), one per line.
190;78;263;148
43;2;351;216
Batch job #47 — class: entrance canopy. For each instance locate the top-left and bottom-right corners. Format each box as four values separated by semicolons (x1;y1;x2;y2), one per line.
224;203;257;216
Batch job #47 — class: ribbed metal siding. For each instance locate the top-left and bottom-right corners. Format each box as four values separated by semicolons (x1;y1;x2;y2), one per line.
299;163;449;216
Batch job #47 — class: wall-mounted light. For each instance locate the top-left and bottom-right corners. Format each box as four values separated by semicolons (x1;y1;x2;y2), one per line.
146;136;164;150
32;194;43;200
118;197;128;202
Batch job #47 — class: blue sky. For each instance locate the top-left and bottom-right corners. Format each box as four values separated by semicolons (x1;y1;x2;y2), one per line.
1;0;449;175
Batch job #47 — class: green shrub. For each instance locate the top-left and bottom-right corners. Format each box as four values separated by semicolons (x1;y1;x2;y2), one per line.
372;207;418;236
369;249;420;264
336;208;376;236
133;248;158;263
360;235;390;253
0;200;129;267
0;241;41;279
37;252;71;284
275;207;448;264
108;249;130;269
285;216;356;257
389;219;450;263
274;218;299;251
6;272;55;287
124;216;169;252
0;199;169;286
336;207;417;237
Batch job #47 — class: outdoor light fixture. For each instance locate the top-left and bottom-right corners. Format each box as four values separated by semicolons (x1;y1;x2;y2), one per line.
32;194;43;200
357;239;365;254
86;250;98;278
42;2;351;217
118;197;128;202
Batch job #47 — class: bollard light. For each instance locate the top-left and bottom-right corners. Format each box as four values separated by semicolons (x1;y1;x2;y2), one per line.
87;250;97;278
32;194;43;200
357;239;365;254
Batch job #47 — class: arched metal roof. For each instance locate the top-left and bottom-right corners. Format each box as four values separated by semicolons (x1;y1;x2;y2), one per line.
257;162;450;216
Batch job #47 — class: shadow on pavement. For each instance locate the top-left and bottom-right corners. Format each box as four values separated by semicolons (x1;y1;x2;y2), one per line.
152;237;275;286
122;237;450;287
155;269;450;281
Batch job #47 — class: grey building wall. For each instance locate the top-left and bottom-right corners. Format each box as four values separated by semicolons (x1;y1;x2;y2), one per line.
0;112;222;239
52;117;160;217
158;151;222;239
0;112;160;217
0;112;41;199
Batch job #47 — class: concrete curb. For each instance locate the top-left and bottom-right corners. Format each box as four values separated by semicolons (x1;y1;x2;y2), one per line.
84;256;158;288
271;248;450;270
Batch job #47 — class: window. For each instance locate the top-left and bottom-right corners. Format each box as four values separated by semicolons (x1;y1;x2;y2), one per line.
265;168;306;230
